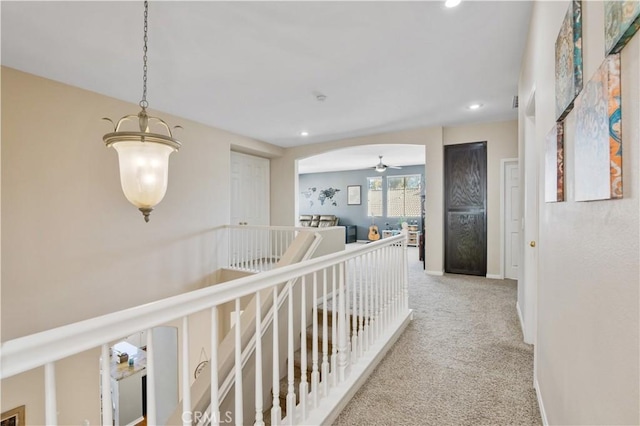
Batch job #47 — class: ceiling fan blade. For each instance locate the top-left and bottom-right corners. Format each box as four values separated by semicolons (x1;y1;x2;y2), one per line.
388;165;402;169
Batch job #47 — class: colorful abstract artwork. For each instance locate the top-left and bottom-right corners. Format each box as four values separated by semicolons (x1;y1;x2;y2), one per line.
605;0;640;54
574;53;622;201
545;122;565;203
555;0;583;120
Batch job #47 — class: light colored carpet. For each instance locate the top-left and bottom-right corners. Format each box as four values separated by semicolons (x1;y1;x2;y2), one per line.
334;248;542;426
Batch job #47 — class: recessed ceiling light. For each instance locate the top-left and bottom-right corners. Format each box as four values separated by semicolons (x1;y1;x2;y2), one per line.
468;103;483;110
445;0;462;8
300;131;309;137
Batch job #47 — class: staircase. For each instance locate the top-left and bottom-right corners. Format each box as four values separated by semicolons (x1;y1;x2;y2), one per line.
265;306;356;423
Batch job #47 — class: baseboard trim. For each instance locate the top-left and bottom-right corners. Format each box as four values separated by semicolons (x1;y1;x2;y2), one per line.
486;274;503;279
425;270;444;276
516;301;526;338
534;375;549;426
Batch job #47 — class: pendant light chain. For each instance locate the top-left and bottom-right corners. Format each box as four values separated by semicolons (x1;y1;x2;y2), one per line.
140;0;149;109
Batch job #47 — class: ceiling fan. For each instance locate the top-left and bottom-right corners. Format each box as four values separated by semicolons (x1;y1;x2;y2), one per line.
373;155;402;173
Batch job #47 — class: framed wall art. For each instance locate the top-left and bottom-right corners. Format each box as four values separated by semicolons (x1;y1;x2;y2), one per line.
605;0;640;54
545;121;565;203
347;185;361;205
574;53;622;201
555;0;583;120
1;405;25;426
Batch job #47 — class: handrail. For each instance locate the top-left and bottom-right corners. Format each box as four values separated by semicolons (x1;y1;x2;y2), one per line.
1;235;404;380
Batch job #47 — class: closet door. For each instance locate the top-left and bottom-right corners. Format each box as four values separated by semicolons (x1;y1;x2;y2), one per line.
444;142;487;276
230;151;270;226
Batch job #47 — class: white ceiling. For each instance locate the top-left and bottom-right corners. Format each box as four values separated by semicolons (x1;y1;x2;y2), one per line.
1;1;531;171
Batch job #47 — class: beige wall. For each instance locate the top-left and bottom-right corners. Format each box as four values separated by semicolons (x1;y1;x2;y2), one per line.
520;1;639;424
272;121;518;276
1;67;281;425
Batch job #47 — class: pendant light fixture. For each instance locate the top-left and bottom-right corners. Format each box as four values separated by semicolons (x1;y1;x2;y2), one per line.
103;1;181;222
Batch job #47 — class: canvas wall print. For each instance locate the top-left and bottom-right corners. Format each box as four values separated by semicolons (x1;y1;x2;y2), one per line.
605;0;640;54
574;53;622;201
545;122;565;203
555;0;583;120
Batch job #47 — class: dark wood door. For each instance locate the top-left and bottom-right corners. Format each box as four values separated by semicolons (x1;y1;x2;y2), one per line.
444;142;487;276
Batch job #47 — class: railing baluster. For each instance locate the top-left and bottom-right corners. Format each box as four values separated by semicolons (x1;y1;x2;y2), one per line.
146;328;157;426
101;344;113;426
404;240;409;312
286;280;296;424
182;316;191;426
300;275;308;420
374;250;382;341
311;271;320;408
357;255;364;357
365;252;371;351
351;258;358;362
321;268;329;397
211;306;220;426
44;362;57;426
255;291;265;426
337;262;348;382
331;265;338;387
271;286;281;426
235;298;243;425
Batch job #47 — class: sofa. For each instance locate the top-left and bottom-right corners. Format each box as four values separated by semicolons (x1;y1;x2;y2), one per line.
299;214;339;227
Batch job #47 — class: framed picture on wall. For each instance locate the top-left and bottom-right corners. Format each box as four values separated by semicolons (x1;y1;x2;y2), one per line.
1;405;25;426
347;185;361;205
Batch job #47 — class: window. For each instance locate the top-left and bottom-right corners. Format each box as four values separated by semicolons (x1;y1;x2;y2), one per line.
386;175;421;217
367;176;383;217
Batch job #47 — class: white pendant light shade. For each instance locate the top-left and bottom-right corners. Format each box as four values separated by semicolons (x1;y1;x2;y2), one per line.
102;1;181;222
112;141;175;211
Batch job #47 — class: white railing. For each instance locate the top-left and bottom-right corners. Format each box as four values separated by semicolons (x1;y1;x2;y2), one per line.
225;225;310;272
0;234;411;426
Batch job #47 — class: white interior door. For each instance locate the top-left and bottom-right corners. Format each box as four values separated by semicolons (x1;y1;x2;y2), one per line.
230;151;270;226
504;160;520;280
